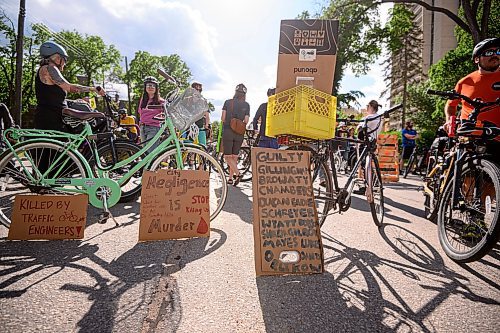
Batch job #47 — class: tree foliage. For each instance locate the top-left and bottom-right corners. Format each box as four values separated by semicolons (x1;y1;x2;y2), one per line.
381;4;423;127
0;10;193;126
321;0;387;95
378;0;496;43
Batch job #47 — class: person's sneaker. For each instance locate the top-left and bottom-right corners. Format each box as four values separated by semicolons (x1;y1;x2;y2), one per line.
353;186;366;195
319;180;327;187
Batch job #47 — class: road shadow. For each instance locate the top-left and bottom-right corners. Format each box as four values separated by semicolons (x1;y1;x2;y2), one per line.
384;196;425;218
0;228;227;332
221;182;254;224
297;229;500;333
256;272;393;332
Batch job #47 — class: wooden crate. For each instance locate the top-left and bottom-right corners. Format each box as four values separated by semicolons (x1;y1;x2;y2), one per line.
376;134;399;182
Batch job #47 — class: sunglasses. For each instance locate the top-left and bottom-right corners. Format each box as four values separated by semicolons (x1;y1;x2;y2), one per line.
145;83;157;88
481;48;500;57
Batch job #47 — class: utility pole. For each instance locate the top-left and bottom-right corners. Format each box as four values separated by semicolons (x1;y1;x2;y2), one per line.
14;0;26;125
124;56;132;115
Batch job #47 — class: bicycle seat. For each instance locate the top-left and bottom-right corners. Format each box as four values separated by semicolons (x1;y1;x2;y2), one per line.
62;108;105;120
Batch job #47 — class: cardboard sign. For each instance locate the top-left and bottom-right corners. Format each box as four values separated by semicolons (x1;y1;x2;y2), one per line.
8;194;88;240
276;19;339;94
139;169;210;241
251;148;324;276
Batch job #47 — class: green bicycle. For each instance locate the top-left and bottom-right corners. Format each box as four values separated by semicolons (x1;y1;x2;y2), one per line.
0;70;227;227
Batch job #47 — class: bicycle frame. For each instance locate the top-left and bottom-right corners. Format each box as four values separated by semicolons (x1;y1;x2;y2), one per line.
2;109;184;208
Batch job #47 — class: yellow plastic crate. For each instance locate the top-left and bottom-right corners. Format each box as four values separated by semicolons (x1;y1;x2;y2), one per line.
266;85;337;140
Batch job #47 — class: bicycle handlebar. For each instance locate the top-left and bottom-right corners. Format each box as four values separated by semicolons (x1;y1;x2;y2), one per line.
157;68;177;84
427;89;500;124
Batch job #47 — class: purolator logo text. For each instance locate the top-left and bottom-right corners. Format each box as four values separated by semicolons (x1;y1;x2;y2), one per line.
293;67;318;74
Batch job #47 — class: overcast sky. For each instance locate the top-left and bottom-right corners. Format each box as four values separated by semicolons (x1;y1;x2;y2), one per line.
1;0;391;120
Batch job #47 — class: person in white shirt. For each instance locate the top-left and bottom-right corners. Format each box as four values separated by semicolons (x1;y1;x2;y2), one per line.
358;100;383;140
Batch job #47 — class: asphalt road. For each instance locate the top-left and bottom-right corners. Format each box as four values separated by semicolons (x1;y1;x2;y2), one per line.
1;175;499;333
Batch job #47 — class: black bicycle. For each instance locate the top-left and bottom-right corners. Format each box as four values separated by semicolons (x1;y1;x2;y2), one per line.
285;104;402;227
403;145;429;178
427;89;500;263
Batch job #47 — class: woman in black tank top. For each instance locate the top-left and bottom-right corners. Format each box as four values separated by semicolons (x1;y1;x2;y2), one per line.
34;41;105;130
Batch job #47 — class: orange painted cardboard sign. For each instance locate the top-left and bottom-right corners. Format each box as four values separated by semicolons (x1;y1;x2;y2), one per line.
139;169;210;241
8;194;88;240
251;148;324;276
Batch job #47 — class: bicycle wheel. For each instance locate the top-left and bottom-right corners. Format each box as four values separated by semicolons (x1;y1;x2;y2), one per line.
437;159;500;263
219;146;252;181
95;140;144;203
238;147;253;182
367;155;384;227
0;141;88;228
403;154;415;178
149;146;227;220
285;145;332;227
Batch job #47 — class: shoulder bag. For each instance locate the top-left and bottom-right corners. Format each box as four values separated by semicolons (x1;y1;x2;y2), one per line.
229;99;246;135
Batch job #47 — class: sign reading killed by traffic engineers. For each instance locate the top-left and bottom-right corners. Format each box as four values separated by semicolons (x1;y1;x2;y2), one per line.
139;169;210;241
252;148;324;276
8;194;88;240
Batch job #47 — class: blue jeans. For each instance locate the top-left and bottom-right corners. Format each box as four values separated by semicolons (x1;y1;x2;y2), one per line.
141;124;161;153
258;136;278;149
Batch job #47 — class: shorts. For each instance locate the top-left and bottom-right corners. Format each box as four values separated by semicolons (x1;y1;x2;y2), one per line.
222;128;244;155
402;146;415;159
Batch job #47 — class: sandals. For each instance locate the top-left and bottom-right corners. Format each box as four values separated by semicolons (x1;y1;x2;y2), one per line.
227;178;233;185
233;174;242;186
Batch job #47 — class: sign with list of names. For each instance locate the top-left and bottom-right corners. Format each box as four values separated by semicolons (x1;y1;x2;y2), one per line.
251;148;324;276
139;169;210;241
8;194;88;240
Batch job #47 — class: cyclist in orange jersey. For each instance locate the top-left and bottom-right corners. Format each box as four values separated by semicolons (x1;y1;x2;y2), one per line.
444;38;500;131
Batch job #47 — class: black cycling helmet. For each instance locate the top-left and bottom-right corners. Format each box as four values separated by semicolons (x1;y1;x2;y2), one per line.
143;76;159;85
472;37;500;59
235;83;247;94
40;41;68;60
118;108;127;115
267;88;276;96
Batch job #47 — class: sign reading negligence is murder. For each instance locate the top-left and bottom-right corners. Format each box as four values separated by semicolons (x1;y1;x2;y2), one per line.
139;169;210;241
8;194;88;240
252;148;324;276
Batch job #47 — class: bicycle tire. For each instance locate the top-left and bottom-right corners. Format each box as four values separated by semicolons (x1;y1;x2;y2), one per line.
0;141;89;228
218;146;252;182
437;159;500;263
149;146;227;221
367;155;384;227
284;145;332;227
403;154;415;178
94;140;144;203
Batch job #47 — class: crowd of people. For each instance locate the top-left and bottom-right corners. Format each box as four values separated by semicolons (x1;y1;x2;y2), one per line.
0;37;498;187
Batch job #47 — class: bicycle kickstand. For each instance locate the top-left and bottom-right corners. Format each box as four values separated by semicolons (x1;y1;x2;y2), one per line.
97;188;120;226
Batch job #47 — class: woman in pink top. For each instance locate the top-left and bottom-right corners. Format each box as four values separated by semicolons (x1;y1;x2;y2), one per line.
138;76;165;152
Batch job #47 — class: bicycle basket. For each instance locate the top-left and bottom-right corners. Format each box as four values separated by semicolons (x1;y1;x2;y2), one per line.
167;87;208;132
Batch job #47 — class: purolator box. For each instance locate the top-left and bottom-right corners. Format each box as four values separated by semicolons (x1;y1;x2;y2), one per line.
276;19;339;94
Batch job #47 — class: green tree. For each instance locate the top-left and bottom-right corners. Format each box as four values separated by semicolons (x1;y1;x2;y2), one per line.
321;0;387;95
381;4;423;127
377;0;496;43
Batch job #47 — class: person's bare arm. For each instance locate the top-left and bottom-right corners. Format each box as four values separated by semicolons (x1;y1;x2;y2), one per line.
244;115;250;124
221;110;226;123
443;102;458;131
42;65;104;95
